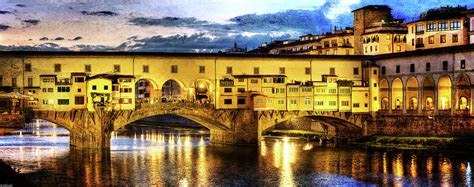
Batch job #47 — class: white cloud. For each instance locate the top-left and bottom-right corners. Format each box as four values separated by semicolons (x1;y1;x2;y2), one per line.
324;0;361;20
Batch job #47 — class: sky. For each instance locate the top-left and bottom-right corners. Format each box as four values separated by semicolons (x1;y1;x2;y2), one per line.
0;0;472;52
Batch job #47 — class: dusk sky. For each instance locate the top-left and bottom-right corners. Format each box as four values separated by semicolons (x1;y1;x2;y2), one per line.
0;0;472;52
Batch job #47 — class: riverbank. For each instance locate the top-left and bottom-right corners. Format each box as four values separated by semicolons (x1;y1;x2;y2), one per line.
350;135;474;151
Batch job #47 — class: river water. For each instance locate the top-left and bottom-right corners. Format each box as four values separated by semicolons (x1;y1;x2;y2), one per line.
0;119;472;186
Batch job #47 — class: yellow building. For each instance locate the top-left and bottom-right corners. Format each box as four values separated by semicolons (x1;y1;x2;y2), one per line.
406;6;468;51
362;21;407;55
86;74;135;111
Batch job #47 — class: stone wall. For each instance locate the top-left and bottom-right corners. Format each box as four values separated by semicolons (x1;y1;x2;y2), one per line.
374;115;474;136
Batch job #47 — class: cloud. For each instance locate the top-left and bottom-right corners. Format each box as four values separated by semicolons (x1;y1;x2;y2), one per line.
54;37;64;41
0;10;12;14
39;37;49;41
0;43;70;51
117;33;291;52
23;19;40;26
130;17;208;27
80;11;119;16
71;36;83;41
0;24;10;31
16;4;26;8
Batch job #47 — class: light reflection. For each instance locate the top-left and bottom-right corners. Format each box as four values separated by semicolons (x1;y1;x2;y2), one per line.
467;162;472;186
439;158;453;186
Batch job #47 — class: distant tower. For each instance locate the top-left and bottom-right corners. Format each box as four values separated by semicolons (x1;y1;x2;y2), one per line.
352;5;392;55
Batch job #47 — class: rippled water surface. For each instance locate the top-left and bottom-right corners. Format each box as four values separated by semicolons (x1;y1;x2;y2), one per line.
0;119;473;186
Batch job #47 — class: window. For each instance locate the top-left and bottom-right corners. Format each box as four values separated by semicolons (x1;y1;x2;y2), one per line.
237;98;246;105
428;36;434;44
224;99;232;105
27;77;33;87
224;88;232;93
120;88;132;93
250;79;259;84
341;101;349;106
328;89;337;94
275;88;285;93
353;67;359;75
452;34;458;43
316;101;324;106
381;66;386;75
11;78;17;87
78;88;81;92
42;99;53;105
461;60;466;69
47;88;53;92
365;103;368;107
440;35;446;43
289;87;299;92
329;101;336;106
74;77;84;82
25;63;31;71
373;83;377;87
143;65;149;73
85;64;91;72
92;85;97;90
171;65;178;73
450;20;461;30
301;87;312;92
120;98;132;104
416;24;424;32
253;67;259;75
114;64;120;73
54;64;61;72
104;85;108;90
340;88;350;94
329;67;335;75
353;103;360;108
277;99;285;105
199;66;205;73
373;69;377;75
226;66;232;74
426;63;431;72
438;21;448;31
57;87;70;92
443;61;448;70
279;67;285;74
305;67;311;75
263;78;272;83
290;99;297;105
237;88;245;92
273;77;285;83
410;64;415;72
396;65;400;74
75;96;85;105
112;85;119;91
58;99;69;105
238;78;244;82
427;22;436;32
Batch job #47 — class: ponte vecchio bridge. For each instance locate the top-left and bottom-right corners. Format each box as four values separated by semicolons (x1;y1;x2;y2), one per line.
0;46;473;149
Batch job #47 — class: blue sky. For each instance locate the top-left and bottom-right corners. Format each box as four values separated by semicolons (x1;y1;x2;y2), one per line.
0;0;472;52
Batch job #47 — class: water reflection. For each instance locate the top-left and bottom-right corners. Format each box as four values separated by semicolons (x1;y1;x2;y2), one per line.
0;120;473;186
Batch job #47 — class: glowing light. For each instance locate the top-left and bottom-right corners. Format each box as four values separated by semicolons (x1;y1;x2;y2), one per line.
198;83;205;89
467;162;472;186
303;143;313;150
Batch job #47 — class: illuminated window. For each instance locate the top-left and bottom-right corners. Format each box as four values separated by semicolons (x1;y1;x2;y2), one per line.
461;60;466;69
304;98;311;105
199;66;205;73
428;36;434;44
290;99;297;105
427;22;436;32
277;100;285;105
114;64;120;73
279;67;285;74
438;21;448;31
171;65;178;73
253;67;259;75
440;35;446;43
452;34;458;43
450;20;461;30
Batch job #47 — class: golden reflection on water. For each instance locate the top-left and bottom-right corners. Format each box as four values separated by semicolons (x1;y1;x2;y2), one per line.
439;158;453;186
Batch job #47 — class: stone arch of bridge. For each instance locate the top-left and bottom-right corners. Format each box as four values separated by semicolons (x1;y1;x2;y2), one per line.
260;114;363;138
113;110;231;133
32;117;72;131
189;78;214;102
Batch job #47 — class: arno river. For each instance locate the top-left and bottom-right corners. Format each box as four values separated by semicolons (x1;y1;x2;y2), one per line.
0;120;472;186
